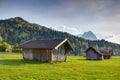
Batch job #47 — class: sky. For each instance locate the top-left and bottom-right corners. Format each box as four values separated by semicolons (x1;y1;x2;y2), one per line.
0;0;120;44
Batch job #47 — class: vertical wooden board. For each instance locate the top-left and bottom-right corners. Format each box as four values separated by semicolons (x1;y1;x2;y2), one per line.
22;47;68;62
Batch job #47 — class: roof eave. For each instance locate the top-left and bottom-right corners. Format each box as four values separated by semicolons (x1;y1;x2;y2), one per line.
54;38;74;51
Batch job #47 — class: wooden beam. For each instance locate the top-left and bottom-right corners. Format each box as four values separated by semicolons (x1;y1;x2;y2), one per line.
55;38;68;50
50;49;53;63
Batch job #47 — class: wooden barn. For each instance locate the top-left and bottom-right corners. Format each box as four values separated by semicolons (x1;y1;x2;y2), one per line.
85;47;103;60
100;51;112;59
19;39;73;62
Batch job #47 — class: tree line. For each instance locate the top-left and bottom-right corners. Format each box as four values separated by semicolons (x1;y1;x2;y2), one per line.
0;17;120;55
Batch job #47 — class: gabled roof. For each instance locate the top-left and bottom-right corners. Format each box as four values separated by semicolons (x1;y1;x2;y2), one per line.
86;47;102;56
100;50;112;56
19;39;73;50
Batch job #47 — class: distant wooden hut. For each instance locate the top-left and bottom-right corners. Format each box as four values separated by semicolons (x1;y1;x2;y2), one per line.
85;47;103;60
19;39;73;62
100;51;112;59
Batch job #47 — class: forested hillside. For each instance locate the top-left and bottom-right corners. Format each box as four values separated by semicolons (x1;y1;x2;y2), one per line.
0;17;120;55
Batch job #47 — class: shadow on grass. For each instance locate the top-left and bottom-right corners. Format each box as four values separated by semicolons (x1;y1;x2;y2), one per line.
77;59;102;61
0;59;47;66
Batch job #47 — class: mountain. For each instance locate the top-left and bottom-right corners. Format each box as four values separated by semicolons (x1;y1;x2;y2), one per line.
77;34;82;37
78;31;97;40
0;17;120;55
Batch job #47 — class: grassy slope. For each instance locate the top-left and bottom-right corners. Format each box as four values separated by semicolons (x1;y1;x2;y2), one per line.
0;53;120;80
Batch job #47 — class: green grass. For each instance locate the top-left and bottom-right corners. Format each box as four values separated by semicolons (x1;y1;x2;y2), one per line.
0;53;120;80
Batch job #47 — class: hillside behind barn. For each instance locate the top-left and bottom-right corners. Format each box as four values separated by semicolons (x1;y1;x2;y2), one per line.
0;17;120;55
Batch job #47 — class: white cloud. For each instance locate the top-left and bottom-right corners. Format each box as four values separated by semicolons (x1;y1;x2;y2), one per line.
95;33;113;40
95;33;120;44
106;34;120;44
56;26;81;35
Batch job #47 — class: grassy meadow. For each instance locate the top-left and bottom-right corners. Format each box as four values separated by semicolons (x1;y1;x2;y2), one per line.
0;53;120;80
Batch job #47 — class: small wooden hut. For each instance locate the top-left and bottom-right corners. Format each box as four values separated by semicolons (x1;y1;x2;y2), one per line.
19;39;73;62
100;51;112;59
85;47;103;60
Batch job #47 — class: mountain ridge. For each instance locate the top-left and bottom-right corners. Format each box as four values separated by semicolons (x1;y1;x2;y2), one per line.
78;31;97;40
0;17;120;55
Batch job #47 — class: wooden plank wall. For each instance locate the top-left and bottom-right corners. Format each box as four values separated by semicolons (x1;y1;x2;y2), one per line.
23;48;52;62
52;44;66;62
23;44;68;62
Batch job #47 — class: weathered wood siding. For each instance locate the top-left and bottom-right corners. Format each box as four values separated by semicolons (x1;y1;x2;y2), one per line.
23;44;68;62
86;49;97;60
23;48;33;60
52;44;66;62
23;48;51;62
32;49;51;62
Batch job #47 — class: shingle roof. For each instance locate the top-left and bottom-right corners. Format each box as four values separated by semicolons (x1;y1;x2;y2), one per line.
19;39;73;50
